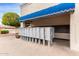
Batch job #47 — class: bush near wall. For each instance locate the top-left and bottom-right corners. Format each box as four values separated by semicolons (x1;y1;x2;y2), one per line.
0;30;9;34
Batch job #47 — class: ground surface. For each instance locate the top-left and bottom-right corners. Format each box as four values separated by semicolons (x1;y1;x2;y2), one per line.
0;34;79;56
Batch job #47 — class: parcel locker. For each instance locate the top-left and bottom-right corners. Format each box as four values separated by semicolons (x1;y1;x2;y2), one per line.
23;28;25;36
39;27;45;39
44;27;54;41
23;28;26;36
25;28;27;36
32;28;36;38
26;28;29;37
29;28;33;37
35;27;40;38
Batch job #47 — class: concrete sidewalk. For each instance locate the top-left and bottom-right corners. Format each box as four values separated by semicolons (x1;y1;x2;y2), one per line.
0;35;79;56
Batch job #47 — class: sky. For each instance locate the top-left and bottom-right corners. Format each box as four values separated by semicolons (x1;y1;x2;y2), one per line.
0;3;21;25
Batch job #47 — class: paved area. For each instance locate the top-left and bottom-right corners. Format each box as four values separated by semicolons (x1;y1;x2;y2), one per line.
0;35;79;56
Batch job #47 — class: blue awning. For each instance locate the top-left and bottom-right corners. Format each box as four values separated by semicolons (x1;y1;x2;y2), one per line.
20;3;75;22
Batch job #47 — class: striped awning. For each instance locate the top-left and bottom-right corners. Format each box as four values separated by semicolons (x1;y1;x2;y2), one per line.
20;3;75;22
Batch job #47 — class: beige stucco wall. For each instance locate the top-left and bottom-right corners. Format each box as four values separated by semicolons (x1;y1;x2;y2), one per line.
70;3;79;51
31;13;70;27
21;3;59;16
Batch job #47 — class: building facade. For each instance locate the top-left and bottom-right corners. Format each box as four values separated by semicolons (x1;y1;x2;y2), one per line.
19;3;79;51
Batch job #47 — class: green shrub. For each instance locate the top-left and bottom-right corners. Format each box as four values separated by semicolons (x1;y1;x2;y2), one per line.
1;30;9;34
